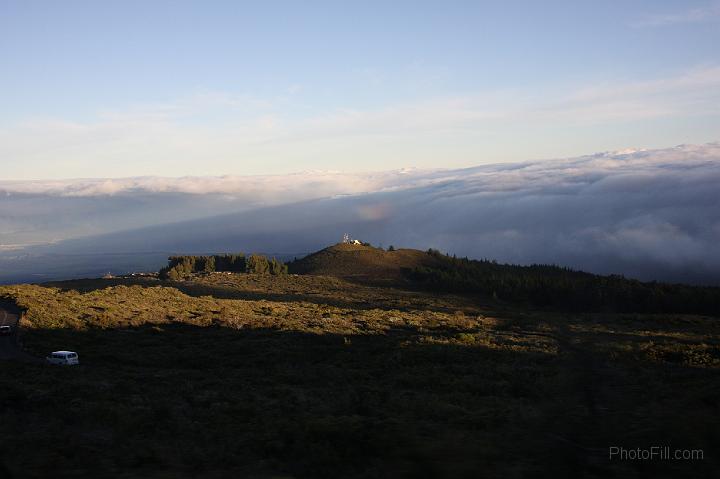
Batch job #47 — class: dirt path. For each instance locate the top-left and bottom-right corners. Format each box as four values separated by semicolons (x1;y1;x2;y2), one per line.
0;304;40;362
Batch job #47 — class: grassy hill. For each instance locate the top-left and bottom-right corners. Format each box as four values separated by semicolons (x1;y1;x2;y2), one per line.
287;243;442;284
289;243;720;315
0;271;719;478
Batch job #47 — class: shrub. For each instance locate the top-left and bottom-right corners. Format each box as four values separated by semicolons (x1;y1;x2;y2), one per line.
246;255;269;274
269;258;288;275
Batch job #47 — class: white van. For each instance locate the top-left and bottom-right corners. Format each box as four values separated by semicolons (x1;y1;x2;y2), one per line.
46;351;79;366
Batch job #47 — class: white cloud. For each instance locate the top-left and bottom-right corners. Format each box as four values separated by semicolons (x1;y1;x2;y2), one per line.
0;168;448;198
3;143;720;284
632;2;720;27
1;66;719;180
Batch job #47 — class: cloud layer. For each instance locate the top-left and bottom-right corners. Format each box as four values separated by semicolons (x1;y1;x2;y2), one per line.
7;142;718;285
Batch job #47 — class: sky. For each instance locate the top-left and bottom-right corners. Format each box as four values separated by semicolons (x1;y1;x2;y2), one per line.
1;0;720;179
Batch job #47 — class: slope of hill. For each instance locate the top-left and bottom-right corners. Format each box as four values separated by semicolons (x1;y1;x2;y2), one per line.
289;244;720;315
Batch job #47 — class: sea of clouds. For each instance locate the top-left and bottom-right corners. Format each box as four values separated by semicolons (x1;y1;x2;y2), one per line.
1;143;719;284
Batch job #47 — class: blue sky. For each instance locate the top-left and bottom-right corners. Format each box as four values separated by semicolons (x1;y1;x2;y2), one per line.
1;0;719;179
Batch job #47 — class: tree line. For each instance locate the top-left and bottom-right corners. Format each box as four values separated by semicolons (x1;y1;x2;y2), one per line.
159;253;287;280
409;249;720;315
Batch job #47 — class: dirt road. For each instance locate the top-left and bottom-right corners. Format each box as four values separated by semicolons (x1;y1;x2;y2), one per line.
0;303;39;362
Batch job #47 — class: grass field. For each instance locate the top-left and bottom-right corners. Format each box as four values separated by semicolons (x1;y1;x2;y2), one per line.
0;273;718;478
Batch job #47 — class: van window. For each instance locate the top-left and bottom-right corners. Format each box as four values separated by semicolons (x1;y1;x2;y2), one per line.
68;354;77;358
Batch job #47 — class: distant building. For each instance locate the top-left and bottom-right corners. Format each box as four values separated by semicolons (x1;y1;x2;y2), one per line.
342;233;363;245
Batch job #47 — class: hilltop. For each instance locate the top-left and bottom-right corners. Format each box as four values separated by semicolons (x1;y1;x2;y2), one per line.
287;243;444;284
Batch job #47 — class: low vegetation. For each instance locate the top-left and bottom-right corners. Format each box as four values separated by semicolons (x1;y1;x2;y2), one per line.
0;269;719;477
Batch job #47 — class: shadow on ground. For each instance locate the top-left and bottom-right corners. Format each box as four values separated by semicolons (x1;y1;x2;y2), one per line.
1;322;718;478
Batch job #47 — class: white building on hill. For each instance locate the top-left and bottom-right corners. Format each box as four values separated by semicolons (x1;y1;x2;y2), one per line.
342;233;362;245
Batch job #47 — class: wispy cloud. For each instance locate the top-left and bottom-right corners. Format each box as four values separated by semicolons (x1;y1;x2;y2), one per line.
0;169;443;198
632;1;720;27
1;66;719;179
